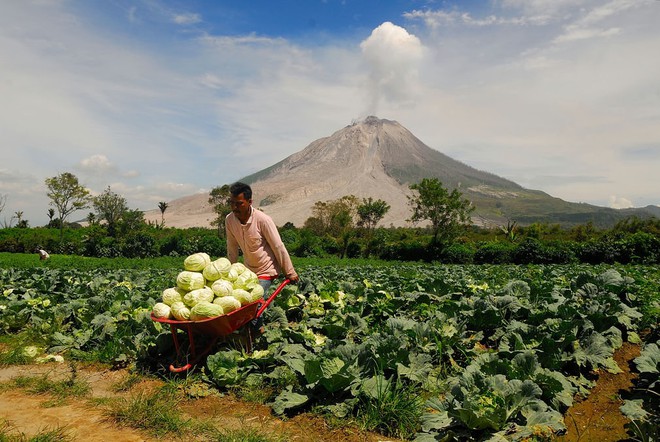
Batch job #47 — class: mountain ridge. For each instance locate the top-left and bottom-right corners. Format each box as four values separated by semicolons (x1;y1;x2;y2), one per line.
144;117;657;229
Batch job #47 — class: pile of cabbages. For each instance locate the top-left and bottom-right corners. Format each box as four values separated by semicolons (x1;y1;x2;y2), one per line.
151;252;264;321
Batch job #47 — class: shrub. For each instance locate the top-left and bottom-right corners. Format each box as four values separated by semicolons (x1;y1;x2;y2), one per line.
474;241;515;264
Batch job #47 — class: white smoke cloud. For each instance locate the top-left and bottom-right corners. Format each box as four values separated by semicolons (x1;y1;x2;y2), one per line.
360;22;424;115
608;195;633;209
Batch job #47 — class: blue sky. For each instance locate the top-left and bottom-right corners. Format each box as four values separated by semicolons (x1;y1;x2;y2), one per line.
1;0;659;226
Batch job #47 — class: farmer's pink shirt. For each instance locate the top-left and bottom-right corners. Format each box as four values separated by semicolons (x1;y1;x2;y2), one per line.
225;207;297;280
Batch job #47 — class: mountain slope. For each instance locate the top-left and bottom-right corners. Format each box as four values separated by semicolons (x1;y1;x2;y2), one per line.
145;117;656;228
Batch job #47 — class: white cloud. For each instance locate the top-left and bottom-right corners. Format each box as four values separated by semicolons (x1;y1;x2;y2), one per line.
77;155;117;175
172;13;201;25
608;195;633;209
360;22;424;115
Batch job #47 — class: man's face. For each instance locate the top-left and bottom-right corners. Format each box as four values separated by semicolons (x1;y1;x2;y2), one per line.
230;193;251;221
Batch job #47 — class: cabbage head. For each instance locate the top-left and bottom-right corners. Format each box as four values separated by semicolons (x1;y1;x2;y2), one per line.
234;269;258;290
203;257;231;281
190;301;224;321
183;286;214;307
225;267;239;282
184;252;211;272
250;284;265;301
232;289;252;305
211;279;234;297
162;287;185;306
213;296;242;313
176;271;205;291
170;301;191;321
152;302;172;319
230;262;247;275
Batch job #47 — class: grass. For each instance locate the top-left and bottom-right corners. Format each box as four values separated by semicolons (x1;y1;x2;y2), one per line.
103;385;288;441
0;332;48;367
0;419;73;442
109;371;143;393
10;364;91;407
0;252;397;271
355;376;424;440
103;386;211;437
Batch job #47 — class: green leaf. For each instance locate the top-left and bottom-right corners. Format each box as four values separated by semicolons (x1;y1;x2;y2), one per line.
634;342;660;374
620;399;648;420
271;387;309;415
359;375;391;400
396;353;433;384
304;356;354;393
419;410;453;432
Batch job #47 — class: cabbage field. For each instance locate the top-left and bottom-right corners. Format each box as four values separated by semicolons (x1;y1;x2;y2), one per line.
1;258;658;441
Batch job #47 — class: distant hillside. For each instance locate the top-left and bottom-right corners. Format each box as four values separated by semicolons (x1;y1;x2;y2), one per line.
145;117;657;228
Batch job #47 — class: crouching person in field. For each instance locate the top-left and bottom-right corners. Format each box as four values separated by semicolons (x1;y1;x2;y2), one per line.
36;248;50;260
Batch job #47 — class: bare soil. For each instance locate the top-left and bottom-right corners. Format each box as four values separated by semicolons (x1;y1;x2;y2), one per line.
0;363;391;442
557;342;640;442
0;343;640;442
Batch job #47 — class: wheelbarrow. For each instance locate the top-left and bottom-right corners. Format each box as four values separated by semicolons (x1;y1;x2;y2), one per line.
151;278;290;373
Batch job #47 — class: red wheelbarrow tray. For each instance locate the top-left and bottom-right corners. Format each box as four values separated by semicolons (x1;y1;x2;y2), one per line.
151;278;290;372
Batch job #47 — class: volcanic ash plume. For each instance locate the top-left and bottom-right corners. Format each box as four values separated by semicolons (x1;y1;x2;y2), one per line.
360;22;424;115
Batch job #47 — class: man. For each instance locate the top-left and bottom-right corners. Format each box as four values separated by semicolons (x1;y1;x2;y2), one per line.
37;248;49;260
225;182;299;330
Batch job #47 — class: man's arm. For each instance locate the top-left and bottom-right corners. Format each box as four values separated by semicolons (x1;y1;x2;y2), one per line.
225;217;240;263
261;219;298;282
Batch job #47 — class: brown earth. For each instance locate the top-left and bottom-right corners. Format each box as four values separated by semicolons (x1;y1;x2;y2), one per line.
0;364;392;442
0;343;641;442
557;342;640;442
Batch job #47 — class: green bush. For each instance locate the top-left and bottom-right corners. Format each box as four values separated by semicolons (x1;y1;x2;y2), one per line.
474;241;515;264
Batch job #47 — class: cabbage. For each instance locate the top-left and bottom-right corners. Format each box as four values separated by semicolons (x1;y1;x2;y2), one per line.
225;267;239;282
183;252;211;271
232;289;252;305
234;269;258;290
183;286;214;307
176;271;205;291
21;345;41;359
170;301;191;321
230;262;247;275
152;302;172;319
189;301;224;321
250;284;265;301
213;296;242;313
211;279;234;297
161;287;185;306
203;257;231;281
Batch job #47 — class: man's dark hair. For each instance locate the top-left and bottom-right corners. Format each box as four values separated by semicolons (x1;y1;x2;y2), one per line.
229;182;252;200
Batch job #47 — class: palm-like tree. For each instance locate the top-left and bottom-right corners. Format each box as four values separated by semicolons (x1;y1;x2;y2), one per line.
158;201;169;227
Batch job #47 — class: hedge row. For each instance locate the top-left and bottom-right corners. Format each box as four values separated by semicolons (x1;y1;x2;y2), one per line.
1;226;658;264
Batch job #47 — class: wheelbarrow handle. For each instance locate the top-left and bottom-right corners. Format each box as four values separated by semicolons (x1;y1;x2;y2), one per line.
256;278;290;318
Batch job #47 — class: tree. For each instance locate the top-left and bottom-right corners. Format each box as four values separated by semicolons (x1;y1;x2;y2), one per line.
209;185;231;237
357;197;390;257
45;172;91;239
13;211;29;228
117;209;146;236
93;186;128;236
357;197;390;232
158;201;169;227
305;195;359;258
408;178;474;245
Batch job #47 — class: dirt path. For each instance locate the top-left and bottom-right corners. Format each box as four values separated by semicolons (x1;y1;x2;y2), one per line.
557;342;640;442
0;343;641;442
0;364;390;442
